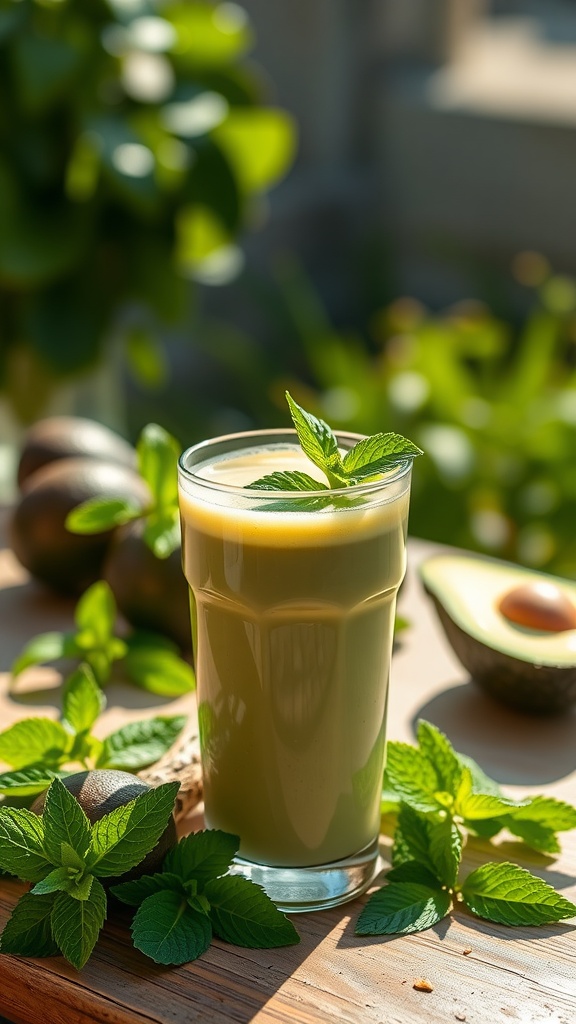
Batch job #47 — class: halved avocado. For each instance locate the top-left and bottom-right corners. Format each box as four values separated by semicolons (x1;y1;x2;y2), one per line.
420;553;576;714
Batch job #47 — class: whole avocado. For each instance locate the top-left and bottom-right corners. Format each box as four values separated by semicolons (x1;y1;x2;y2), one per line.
31;769;177;883
17;416;136;489
9;457;151;595
103;519;191;652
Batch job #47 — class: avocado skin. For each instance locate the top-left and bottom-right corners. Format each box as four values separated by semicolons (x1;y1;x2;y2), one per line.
430;595;576;714
103;520;191;652
17;416;136;489
9;457;150;596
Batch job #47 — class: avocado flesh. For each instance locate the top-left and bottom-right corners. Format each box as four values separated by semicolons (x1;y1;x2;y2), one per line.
420;554;576;713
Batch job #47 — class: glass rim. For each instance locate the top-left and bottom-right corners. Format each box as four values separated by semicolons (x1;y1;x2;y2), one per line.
178;427;413;501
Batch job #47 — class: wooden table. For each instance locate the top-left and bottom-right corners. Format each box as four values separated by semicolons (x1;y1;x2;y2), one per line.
0;523;575;1024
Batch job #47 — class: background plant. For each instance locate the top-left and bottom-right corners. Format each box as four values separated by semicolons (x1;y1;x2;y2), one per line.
198;257;576;577
11;579;195;696
0;0;296;422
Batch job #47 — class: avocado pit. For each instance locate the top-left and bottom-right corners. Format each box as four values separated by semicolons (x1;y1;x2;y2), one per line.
498;581;576;633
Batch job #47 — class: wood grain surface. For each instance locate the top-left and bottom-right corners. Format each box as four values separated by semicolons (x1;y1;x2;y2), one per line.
0;517;575;1024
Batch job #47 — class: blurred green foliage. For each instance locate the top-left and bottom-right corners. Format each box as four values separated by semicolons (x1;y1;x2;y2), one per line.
206;254;576;577
0;0;296;422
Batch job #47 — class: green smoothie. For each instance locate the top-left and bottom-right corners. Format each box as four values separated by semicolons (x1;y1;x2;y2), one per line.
178;440;410;867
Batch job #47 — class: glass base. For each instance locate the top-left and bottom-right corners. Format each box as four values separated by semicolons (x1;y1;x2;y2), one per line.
230;840;381;913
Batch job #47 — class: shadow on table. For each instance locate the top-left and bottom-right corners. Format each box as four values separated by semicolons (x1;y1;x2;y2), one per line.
412;682;576;785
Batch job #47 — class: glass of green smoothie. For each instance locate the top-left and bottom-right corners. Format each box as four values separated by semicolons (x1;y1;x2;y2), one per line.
178;405;416;912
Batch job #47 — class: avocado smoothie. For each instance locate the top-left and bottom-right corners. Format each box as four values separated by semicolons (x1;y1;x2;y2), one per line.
178;429;412;909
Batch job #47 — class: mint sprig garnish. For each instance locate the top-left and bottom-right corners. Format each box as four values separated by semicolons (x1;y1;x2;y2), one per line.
66;423;181;559
10;580;194;697
111;830;299;964
0;664;186;800
359;720;576;936
247;391;423;496
0;777;179;970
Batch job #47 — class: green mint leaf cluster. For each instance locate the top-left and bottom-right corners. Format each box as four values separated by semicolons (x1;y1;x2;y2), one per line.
0;777;179;969
66;423;181;558
247;391;423;496
111;830;300;965
357;720;576;936
0;664;186;800
11;579;195;697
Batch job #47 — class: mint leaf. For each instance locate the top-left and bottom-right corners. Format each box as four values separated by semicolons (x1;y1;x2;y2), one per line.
31;866;88;898
386;861;442;888
494;796;576;853
111;871;185;907
61;665;106;736
75;581;116;647
465;817;505;840
342;432;423;481
131;889;212;965
204;876;300;948
247;470;328;492
66;498;143;534
61;842;88;872
137;423;180;511
0;892;59;957
285;391;346;487
460;794;524;821
507;795;576;832
97;716;186;771
462;862;576;926
142;509;180;559
355;883;452;936
0;766;63;798
43;777;91;864
392;804;436;872
11;632;70;677
385;742;441;813
500;819;560;855
163;830;240;887
0;718;71;770
87;781;179;878
51;877;107;970
123;644;195;697
428;817;463;888
0;807;52;881
416;721;463;796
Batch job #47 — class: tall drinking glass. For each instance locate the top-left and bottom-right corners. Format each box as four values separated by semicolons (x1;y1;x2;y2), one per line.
178;429;412;912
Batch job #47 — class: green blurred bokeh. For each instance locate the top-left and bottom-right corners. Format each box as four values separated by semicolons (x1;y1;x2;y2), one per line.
2;2;576;579
0;0;296;420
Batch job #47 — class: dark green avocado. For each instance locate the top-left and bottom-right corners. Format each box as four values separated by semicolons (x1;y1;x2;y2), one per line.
420;553;576;714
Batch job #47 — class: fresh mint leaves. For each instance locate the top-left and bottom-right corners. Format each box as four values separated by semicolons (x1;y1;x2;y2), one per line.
248;391;423;495
67;423;181;559
0;777;179;969
461;862;576;926
0;664;186;800
360;720;576;936
10;580;195;697
112;830;300;964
